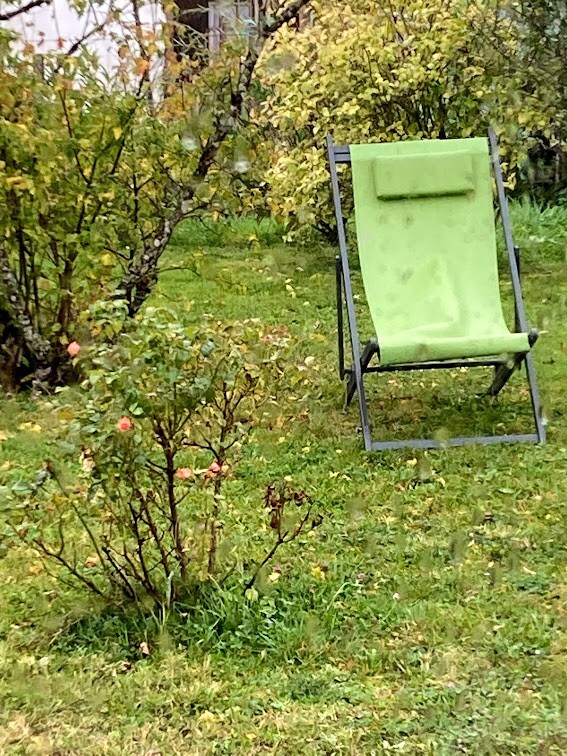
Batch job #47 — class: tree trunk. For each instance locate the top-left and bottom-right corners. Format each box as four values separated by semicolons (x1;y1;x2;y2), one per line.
0;243;54;388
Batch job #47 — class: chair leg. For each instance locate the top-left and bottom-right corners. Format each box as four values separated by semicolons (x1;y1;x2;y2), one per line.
343;362;373;451
524;352;546;444
336;257;346;380
487;355;525;396
487;329;538;397
345;340;378;407
343;370;354;410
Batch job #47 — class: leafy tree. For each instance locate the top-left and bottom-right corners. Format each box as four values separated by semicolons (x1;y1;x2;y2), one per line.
0;0;311;390
490;1;567;200
260;0;561;237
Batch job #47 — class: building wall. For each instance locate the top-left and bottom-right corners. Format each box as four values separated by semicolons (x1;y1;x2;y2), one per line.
2;0;164;73
1;1;292;75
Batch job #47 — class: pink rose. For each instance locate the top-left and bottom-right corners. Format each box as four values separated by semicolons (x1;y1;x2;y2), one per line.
204;460;223;480
117;417;133;432
176;467;192;480
67;341;81;357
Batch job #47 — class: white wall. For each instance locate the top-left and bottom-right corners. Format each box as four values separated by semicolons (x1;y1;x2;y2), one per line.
2;0;165;75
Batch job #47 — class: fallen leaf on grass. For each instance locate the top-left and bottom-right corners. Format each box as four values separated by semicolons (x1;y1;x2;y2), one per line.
311;565;328;581
198;710;217;723
18;422;42;433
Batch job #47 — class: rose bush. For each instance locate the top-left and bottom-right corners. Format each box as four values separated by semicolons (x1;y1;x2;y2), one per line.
1;304;322;607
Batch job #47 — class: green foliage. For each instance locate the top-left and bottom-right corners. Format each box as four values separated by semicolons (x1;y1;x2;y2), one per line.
0;1;311;389
260;0;561;237
169;215;285;250
1;304;321;605
504;1;567;202
0;38;194;385
503;200;567;265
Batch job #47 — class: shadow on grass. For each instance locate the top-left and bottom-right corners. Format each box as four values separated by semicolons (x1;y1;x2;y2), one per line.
50;573;406;666
364;367;537;442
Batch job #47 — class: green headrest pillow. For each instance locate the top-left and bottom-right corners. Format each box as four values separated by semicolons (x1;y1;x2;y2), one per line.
373;150;475;200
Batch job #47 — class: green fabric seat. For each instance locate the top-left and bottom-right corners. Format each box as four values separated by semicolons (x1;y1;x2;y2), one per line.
350;138;530;366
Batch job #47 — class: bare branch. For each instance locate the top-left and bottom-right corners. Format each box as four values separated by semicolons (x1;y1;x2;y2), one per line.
32;538;109;599
0;0;51;22
243;484;321;593
264;0;311;36
60;18;111;62
195;0;312;178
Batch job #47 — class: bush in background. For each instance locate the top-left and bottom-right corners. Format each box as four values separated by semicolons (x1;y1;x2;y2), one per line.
259;0;562;238
506;200;567;265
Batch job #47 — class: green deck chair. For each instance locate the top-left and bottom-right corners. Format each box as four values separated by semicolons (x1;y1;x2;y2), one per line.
326;131;545;451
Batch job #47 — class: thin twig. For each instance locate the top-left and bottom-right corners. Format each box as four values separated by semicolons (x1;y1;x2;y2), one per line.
0;0;51;21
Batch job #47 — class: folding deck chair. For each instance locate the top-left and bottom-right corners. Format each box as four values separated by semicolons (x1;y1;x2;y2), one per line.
327;130;546;451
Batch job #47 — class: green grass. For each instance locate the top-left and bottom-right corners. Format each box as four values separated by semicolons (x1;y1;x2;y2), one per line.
502;200;567;265
171;201;567;265
1;211;567;754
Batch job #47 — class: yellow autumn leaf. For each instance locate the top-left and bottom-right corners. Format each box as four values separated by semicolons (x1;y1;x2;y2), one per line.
18;422;42;433
134;58;150;77
113;127;122;140
311;565;327;581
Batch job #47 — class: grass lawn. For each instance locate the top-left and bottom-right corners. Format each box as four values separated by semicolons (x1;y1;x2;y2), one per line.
1;213;567;754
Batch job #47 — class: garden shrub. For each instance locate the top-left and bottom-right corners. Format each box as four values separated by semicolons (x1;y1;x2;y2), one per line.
1;305;322;606
259;0;561;238
0;36;195;388
0;1;311;390
500;1;567;203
